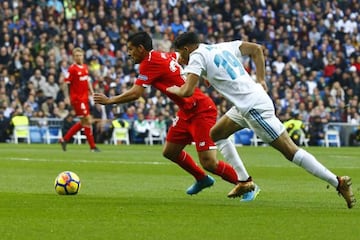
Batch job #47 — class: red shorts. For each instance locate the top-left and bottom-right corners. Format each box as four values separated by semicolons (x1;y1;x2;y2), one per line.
72;100;90;117
166;109;217;152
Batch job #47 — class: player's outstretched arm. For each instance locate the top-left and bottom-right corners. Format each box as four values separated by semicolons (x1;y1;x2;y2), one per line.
93;85;144;105
239;42;267;92
167;73;199;97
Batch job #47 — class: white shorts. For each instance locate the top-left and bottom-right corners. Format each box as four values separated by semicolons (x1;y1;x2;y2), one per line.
225;95;285;143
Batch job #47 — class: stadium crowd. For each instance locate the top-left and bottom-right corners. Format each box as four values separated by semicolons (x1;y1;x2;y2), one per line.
0;0;359;145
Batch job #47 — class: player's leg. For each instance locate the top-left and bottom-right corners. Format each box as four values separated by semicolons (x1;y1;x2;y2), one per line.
81;115;99;151
249;106;355;208
60;115;82;151
271;131;354;208
163;141;206;181
211;111;251;181
60;101;84;151
164;119;213;195
210;107;259;199
197;149;238;184
192;114;238;184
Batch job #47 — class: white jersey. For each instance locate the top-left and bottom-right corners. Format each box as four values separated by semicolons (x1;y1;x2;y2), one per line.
183;41;265;113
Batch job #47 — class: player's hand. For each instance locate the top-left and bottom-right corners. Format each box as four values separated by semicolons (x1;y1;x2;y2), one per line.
166;85;181;95
93;93;109;105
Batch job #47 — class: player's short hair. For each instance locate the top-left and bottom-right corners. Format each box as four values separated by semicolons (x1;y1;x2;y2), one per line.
72;47;84;55
174;32;199;49
128;31;153;51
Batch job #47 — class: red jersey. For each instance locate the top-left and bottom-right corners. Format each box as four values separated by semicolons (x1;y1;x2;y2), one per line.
65;63;90;102
134;51;215;120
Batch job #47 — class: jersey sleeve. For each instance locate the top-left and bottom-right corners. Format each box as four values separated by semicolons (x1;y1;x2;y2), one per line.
134;62;156;88
183;51;205;77
134;55;164;88
64;65;72;83
231;40;243;58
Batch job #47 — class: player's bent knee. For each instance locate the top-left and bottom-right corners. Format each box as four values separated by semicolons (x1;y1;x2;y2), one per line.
199;157;217;171
162;150;172;160
162;149;182;162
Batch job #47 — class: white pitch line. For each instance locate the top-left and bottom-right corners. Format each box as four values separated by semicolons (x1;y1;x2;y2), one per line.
1;157;171;165
1;157;358;169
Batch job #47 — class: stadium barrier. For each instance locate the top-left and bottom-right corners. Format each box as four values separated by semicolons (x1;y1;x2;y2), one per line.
13;118;358;146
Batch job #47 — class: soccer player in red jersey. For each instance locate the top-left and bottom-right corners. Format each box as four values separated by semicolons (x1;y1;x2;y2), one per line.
59;47;100;152
94;32;257;198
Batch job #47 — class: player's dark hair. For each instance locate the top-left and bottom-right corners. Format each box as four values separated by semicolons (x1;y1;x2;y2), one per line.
128;31;153;51
174;32;200;49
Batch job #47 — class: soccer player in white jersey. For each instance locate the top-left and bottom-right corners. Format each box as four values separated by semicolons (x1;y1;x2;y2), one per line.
167;32;355;208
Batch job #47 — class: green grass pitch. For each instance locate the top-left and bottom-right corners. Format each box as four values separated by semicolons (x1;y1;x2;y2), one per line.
0;143;359;240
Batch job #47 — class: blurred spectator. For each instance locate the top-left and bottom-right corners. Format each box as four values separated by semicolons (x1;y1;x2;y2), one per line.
308;115;325;146
132;111;149;144
0;109;10;142
54;101;69;120
0;0;358;145
41;74;60;99
349;126;360;146
29;69;47;91
41;96;57;117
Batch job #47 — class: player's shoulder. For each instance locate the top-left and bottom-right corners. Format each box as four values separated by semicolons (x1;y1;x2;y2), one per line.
148;50;173;61
143;51;173;68
215;40;242;49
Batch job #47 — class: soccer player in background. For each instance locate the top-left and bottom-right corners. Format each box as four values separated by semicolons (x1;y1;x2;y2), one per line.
167;32;355;208
59;47;100;152
94;31;259;200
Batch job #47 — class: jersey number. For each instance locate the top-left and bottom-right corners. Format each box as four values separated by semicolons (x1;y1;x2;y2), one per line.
213;50;245;80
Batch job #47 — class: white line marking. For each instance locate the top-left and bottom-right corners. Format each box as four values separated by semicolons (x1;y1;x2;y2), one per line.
1;157;171;165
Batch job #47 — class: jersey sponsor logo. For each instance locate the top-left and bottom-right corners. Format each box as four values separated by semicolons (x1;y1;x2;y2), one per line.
79;75;88;81
138;74;148;81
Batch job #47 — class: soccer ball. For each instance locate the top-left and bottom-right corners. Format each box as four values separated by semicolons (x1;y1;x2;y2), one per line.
54;171;81;195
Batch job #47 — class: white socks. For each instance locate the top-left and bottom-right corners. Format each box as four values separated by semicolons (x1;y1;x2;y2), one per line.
216;139;249;181
292;148;338;188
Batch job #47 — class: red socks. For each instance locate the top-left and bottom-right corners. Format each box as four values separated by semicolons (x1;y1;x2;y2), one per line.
83;126;96;149
63;122;82;141
215;161;238;184
63;122;96;149
173;152;238;184
175;151;206;180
